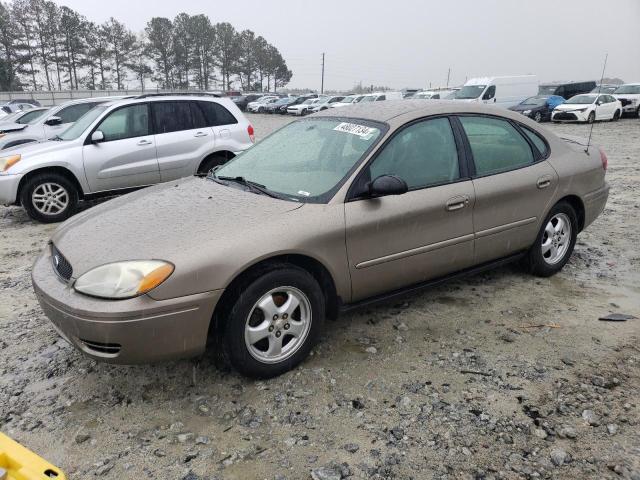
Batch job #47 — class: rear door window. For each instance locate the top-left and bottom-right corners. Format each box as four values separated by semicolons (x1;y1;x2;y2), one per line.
152;101;193;134
460;116;534;176
196;101;238;127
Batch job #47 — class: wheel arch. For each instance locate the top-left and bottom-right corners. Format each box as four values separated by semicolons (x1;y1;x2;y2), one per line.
555;194;585;232
208;253;340;341
17;166;85;205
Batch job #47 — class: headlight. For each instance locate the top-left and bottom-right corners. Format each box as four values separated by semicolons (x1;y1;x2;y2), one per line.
0;154;21;172
574;108;587;113
523;110;531;115
74;260;174;299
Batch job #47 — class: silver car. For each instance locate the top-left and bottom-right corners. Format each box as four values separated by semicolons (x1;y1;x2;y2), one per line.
0;95;254;222
0;97;118;151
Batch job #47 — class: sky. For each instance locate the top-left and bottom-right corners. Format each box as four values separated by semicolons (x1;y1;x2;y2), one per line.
53;0;640;91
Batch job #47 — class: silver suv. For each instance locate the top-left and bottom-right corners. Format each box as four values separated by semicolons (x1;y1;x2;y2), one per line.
0;95;255;222
0;97;118;150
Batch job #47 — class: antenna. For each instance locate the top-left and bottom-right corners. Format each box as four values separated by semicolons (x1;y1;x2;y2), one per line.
585;53;608;154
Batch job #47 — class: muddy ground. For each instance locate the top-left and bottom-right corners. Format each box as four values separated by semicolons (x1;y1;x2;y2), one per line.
0;113;638;480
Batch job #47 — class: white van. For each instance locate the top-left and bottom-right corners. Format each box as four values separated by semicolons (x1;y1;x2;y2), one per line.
359;91;404;103
452;76;538;108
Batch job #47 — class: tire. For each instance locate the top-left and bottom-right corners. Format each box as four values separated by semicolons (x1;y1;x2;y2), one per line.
222;265;325;378
533;111;542;122
526;202;578;277
258;106;264;113
636;106;640;118
197;155;230;176
20;172;79;223
612;110;621;121
587;111;595;124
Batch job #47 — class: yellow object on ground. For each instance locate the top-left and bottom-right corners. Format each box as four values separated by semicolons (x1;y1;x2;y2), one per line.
0;433;66;480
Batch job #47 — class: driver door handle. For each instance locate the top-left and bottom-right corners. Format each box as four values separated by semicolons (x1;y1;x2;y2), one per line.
137;139;152;146
194;131;208;137
537;176;552;189
446;195;470;211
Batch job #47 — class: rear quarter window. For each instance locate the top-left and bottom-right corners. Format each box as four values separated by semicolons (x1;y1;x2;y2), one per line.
521;127;549;157
197;101;238;127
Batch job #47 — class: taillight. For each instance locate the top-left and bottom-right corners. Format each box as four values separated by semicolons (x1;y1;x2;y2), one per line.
247;124;255;143
599;147;608;171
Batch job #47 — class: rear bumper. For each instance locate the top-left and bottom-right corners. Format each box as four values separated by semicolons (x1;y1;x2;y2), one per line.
32;248;223;364
0;173;22;205
583;182;609;230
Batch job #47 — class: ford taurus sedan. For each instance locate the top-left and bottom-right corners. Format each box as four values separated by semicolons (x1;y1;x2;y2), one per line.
32;101;610;378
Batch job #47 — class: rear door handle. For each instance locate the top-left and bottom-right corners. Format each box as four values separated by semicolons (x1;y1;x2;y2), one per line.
446;195;470;211
537;177;552;189
194;131;208;137
137;139;152;146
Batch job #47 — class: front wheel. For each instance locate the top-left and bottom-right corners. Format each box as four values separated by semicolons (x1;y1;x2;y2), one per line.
20;172;79;223
223;266;325;378
587;111;596;124
526;202;578;277
612;110;621;121
533;111;542;122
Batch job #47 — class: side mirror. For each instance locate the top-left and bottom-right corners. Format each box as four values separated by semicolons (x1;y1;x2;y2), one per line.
45;116;62;126
367;175;408;198
90;130;105;143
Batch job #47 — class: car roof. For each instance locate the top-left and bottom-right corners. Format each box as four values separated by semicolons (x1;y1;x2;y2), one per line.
313;99;547;124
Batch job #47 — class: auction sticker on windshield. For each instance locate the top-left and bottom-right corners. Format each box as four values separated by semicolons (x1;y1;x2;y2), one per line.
334;122;377;139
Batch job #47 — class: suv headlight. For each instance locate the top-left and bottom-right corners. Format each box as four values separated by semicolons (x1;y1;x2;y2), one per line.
74;260;174;299
0;154;21;172
523;110;531;115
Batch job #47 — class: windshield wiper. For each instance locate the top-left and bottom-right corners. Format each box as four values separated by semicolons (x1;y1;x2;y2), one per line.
213;175;286;200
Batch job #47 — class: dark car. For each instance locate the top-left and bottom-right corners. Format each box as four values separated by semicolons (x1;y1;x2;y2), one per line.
538;81;596;100
264;97;294;114
231;94;265;111
509;95;565;122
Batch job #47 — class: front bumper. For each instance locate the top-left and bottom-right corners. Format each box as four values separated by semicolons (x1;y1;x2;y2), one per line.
32;248;223;364
0;173;22;205
552;110;588;122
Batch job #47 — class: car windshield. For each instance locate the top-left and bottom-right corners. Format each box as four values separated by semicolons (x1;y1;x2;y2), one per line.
565;94;596;104
360;96;376;102
613;85;640;95
521;96;548;106
454;85;486;99
341;96;355;103
538;86;558;95
56;106;107;140
26;108;51;124
591;86;616;94
213;118;383;202
17;109;47;124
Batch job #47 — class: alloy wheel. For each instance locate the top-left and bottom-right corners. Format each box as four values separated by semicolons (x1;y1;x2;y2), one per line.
534;112;542;122
541;213;571;265
31;182;69;216
244;287;312;364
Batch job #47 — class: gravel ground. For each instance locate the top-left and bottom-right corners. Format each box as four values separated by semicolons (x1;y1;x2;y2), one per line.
0;113;639;480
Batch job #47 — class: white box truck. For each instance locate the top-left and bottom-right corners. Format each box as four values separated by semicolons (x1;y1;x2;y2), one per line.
452;75;538;108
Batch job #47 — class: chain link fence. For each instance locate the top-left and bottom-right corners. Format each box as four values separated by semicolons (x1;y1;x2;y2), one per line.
0;89;219;106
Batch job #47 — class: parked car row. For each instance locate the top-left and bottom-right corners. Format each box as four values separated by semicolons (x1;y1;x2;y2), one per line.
0;94;254;222
0;99;41;117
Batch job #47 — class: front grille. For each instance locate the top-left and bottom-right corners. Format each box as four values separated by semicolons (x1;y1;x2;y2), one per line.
51;244;73;281
554;112;578;120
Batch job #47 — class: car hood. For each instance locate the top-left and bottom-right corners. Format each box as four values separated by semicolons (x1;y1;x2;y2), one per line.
0;122;27;133
51;177;304;282
509;104;544;112
4;138;76;156
554;103;591;111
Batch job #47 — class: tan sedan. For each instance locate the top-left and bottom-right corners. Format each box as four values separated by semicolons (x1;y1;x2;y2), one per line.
32;101;610;378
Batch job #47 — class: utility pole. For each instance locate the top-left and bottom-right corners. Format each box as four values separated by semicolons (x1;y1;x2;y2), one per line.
446;67;451;88
321;53;325;94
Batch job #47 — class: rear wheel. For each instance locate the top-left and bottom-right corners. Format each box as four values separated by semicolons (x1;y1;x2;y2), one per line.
526;202;578;277
197;154;231;176
20;172;79;223
222;266;325;378
587;111;596;124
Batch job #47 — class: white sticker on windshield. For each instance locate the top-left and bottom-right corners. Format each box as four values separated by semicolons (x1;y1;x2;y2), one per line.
297;190;311;197
334;122;376;139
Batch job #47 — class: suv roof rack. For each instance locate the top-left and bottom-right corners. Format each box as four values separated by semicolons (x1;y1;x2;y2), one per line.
134;92;221;99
